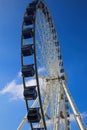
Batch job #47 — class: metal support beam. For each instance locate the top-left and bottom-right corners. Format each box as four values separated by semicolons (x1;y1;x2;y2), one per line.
62;83;86;130
17;114;27;130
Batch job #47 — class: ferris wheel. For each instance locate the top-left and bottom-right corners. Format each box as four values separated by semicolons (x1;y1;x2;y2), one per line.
17;0;86;130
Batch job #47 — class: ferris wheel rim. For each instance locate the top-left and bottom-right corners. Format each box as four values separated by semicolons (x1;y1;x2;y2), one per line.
21;0;66;130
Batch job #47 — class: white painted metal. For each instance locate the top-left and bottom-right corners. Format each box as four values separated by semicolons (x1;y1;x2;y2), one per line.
17;80;86;130
62;82;86;130
17;98;39;130
17;114;27;130
18;1;86;130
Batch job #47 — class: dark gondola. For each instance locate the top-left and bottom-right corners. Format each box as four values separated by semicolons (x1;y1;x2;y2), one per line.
21;44;34;56
22;64;35;77
27;108;41;123
23;86;37;100
22;28;34;39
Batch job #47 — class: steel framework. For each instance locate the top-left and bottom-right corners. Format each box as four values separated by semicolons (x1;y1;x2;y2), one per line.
17;0;86;130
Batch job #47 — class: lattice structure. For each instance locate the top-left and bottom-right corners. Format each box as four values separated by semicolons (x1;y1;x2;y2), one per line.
17;0;86;130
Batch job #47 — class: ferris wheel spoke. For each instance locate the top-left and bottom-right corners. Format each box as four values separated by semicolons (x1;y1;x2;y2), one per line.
18;0;87;130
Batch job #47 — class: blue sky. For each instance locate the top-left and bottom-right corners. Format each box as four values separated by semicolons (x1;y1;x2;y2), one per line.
0;0;87;130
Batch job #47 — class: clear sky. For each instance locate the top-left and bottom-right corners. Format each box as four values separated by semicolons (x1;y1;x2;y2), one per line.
0;0;87;130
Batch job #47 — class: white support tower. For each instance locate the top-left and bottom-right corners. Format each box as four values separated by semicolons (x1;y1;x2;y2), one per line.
17;79;86;130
